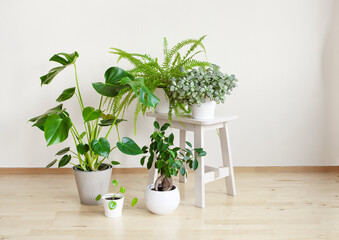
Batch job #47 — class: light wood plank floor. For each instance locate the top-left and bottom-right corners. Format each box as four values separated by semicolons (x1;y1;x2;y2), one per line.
0;171;338;240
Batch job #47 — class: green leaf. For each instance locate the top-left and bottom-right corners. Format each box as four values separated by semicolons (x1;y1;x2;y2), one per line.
91;138;110;158
32;116;48;131
140;156;146;166
153;121;160;130
99;118;126;127
121;77;159;107
120;187;125;193
161;123;170;131
131;198;138;207
55;147;70;155
95;194;102;201
147;156;153;170
79;132;86;139
46;159;57;168
112;179;118;186
29;104;63;122
185;141;192;148
44;114;72;146
104;67;134;84
111;161;120;165
185;148;193;156
180;166;186;176
199;151;207;157
192;158;199;171
175;160;183;167
56;87;76;102
40;52;79;85
108;201;117;210
92;82;128;97
117;137;142;155
76;143;89;155
58;155;71;167
168;133;174;145
82;107;102;122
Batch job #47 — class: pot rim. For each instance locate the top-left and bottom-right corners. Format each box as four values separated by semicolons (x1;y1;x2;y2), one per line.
147;184;177;192
72;163;112;173
102;193;124;201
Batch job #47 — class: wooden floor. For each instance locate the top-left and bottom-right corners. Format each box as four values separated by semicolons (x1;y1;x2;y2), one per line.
0;171;338;240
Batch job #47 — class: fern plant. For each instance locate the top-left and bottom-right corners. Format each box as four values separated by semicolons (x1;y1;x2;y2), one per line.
108;35;211;124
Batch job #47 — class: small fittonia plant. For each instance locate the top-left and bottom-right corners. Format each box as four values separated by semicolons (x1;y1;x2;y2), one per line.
167;65;238;106
109;35;211;124
29;51;158;171
96;179;137;209
118;121;206;191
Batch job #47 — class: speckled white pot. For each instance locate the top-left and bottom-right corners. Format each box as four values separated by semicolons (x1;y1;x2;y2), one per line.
73;164;112;205
102;193;124;218
191;99;216;120
144;184;180;215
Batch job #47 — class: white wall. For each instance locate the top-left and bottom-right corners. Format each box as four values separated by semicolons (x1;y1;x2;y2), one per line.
0;0;337;168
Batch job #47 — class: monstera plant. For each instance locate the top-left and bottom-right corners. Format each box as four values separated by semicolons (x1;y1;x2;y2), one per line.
29;51;159;171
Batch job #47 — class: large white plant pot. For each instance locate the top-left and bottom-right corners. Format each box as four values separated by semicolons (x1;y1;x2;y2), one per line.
191;99;216;120
154;88;170;114
73;164;112;205
144;184;180;215
102;193;124;218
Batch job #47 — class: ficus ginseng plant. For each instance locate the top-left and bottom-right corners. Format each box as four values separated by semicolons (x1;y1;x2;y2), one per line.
117;121;206;191
29;51;159;171
96;179;138;209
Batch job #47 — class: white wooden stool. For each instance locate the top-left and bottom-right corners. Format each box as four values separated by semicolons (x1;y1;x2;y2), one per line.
146;112;238;208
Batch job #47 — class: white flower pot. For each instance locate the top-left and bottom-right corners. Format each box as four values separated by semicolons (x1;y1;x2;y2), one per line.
73;164;112;205
191;99;216;120
102;193;124;218
144;184;180;215
154;88;170;114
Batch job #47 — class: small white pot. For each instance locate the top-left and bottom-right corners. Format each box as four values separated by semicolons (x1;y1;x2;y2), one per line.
191;99;216;120
144;184;180;215
102;193;124;218
154;88;170;114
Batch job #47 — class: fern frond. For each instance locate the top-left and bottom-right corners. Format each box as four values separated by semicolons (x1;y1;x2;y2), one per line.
183;59;211;70
134;101;143;135
182;35;207;62
163;36;207;69
163;37;168;57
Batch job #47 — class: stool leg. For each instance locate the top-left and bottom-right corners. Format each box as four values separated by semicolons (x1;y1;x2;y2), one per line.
194;125;205;208
179;129;187;183
219;123;236;196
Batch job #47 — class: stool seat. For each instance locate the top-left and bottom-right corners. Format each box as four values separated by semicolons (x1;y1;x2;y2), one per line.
146;112;237;208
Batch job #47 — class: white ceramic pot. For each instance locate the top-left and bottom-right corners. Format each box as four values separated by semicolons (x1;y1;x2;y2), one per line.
144;184;180;215
191;99;216;120
102;193;124;218
154;88;170;114
73;164;112;205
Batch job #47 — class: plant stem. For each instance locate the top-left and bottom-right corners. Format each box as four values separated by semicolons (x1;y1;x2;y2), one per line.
105;106;124;139
73;63;85;111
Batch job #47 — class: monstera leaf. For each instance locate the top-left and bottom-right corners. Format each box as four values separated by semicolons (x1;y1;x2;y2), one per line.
44;114;72;146
40;52;79;86
56;87;76;102
121;77;159;107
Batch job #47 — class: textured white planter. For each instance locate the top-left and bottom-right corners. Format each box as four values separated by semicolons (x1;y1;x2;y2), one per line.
73;164;112;205
144;184;180;215
154;88;170;114
191;99;216;120
102;193;124;218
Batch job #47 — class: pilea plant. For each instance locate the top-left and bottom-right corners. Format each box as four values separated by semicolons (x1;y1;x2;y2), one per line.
29;51;159;171
108;35;211;124
96;179;137;209
167;64;238;106
118;121;206;191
